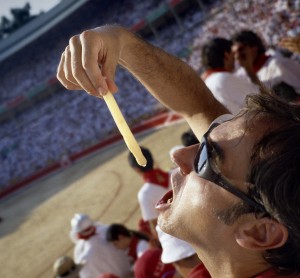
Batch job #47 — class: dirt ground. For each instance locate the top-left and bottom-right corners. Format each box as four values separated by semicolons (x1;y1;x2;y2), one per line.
0;120;189;278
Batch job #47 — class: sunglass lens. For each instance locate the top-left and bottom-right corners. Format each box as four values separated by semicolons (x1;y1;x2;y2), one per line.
195;143;208;174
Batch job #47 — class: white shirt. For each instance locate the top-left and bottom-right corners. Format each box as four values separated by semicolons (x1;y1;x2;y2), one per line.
136;239;149;258
204;72;257;114
74;224;131;278
138;182;169;221
237;56;300;94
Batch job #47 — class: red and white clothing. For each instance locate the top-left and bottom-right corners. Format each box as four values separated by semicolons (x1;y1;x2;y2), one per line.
236;55;300;95
74;224;131;278
138;169;170;221
203;69;257;114
127;236;149;264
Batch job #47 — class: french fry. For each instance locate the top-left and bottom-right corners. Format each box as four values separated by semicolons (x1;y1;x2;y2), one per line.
103;91;147;167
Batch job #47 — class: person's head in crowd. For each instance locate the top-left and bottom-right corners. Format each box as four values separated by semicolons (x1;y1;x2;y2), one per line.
53;256;82;278
134;248;175;278
272;82;299;103
201;37;235;73
106;223;149;250
128;146;153;173
181;130;199;146
232;30;266;67
70;213;96;242
156;226;200;278
157;92;300;275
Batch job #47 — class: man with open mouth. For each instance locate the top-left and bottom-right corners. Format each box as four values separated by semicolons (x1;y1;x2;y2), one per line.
57;25;300;278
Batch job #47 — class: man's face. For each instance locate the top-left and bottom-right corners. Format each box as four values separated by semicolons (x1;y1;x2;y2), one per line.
224;50;235;72
232;42;258;67
156;115;263;249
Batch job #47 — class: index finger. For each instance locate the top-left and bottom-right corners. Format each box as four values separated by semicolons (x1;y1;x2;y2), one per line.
80;31;109;96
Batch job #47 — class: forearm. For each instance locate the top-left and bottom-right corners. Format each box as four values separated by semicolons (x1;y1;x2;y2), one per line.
118;28;227;134
57;25;228;137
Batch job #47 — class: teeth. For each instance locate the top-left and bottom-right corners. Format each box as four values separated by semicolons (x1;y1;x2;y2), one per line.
167;198;173;204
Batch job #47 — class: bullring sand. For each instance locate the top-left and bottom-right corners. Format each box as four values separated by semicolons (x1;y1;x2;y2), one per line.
0;120;189;278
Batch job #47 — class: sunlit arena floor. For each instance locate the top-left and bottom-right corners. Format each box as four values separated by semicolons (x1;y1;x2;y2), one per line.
0;120;189;278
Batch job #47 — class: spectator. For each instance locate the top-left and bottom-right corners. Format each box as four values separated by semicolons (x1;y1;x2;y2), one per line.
232;29;300;101
106;223;150;266
201;37;257;114
70;213;131;278
57;24;300;277
128;147;170;244
53;256;82;278
180;130;199;147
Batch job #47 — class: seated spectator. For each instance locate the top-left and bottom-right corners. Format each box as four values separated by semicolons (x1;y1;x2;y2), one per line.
106;223;150;266
128;147;170;245
201;37;257;114
53;256;82;278
70;213;131;278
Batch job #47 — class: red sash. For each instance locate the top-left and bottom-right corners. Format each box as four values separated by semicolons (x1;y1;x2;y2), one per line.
77;226;96;240
253;54;270;73
143;169;169;189
127;236;139;262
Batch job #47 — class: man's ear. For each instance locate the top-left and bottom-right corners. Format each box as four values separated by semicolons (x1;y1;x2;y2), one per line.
234;218;288;251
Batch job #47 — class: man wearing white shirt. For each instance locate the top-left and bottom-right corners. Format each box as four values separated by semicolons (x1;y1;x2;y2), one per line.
232;30;300;101
70;213;131;278
201;38;257;114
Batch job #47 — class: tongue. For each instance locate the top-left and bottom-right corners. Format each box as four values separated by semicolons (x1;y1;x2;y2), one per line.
157;190;173;205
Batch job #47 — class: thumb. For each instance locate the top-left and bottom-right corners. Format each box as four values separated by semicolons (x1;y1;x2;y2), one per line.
101;58;119;93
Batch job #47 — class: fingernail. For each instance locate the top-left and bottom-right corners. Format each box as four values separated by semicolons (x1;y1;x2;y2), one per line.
98;87;107;96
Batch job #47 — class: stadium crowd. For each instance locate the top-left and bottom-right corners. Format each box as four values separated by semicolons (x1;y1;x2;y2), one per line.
0;0;299;191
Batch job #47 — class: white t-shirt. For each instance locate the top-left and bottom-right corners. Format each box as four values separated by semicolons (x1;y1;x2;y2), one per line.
136;239;149;258
236;56;300;94
74;224;131;278
205;72;257;114
138;182;169;221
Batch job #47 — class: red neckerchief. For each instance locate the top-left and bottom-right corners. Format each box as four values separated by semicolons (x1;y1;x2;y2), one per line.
254;268;300;277
77;226;96;240
253;54;270;73
142;169;169;188
201;68;229;80
188;263;211;278
127;236;139;262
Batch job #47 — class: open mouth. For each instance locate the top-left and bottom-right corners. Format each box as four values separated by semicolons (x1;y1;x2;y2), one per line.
156;189;173;208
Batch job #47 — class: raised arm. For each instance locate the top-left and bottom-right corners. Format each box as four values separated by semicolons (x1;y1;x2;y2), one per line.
57;25;228;138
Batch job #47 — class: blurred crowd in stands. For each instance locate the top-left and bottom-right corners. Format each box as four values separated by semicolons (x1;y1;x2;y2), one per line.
0;0;299;189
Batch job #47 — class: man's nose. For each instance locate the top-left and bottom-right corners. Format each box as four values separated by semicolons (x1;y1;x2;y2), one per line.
171;144;200;175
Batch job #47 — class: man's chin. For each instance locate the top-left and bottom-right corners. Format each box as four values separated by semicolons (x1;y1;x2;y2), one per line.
157;214;178;237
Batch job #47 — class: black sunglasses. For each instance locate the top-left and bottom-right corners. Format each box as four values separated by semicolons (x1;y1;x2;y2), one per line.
194;123;265;212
